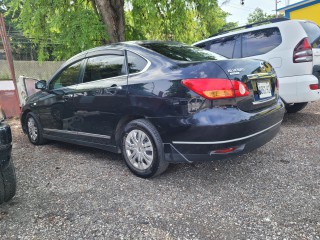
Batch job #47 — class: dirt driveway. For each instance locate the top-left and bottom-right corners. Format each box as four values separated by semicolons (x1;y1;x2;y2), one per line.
0;102;319;239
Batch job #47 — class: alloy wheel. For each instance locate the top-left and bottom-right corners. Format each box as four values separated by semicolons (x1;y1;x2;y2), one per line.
27;117;38;142
125;129;154;170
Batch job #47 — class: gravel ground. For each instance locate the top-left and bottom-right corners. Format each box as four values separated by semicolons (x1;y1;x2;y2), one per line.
0;102;320;239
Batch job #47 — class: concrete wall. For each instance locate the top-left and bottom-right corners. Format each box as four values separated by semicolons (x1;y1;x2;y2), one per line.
0;60;65;80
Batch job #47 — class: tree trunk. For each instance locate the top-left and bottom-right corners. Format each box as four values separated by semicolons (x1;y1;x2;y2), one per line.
94;0;125;43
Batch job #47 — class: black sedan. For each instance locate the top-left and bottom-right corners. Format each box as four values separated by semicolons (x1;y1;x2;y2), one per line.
21;41;285;178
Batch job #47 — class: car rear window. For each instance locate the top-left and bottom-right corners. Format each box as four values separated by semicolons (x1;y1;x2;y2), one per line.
140;42;226;61
300;21;320;46
242;28;282;57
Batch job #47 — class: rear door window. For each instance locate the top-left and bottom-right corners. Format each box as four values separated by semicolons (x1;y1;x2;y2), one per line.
209;36;236;58
242;28;282;57
83;55;126;83
300;21;320;47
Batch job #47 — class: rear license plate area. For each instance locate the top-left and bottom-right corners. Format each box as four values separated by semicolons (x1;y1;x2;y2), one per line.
257;80;272;99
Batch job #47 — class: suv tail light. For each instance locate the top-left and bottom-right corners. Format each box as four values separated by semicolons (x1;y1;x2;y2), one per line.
293;38;313;63
182;78;249;100
309;84;319;90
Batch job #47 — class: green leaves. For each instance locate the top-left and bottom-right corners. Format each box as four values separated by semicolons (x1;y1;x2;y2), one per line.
247;8;283;24
7;0;107;60
6;0;229;60
126;0;228;44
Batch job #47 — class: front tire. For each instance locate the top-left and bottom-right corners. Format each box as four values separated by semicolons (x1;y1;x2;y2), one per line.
26;112;46;145
121;119;169;178
285;102;308;113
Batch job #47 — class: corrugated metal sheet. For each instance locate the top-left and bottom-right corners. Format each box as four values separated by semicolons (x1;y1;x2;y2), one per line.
0;89;20;118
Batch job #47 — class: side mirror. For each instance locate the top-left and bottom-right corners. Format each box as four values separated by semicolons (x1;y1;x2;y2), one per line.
35;80;47;90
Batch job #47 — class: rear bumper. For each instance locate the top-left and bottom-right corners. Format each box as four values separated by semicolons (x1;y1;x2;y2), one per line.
279;74;320;104
154;99;285;163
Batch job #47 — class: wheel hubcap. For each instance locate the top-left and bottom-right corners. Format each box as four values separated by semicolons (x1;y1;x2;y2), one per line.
125;129;154;170
27;117;38;141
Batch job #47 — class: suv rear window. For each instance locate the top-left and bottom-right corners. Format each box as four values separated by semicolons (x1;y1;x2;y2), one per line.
141;42;225;61
300;21;320;46
242;28;282;57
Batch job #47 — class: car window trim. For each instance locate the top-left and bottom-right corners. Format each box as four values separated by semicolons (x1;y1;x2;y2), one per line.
85;49;124;58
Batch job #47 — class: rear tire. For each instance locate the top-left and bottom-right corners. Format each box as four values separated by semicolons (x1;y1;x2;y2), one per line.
285;102;308;113
121;119;169;178
26;112;46;145
0;161;16;204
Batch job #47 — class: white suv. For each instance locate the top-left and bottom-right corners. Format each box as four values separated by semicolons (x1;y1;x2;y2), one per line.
193;19;320;113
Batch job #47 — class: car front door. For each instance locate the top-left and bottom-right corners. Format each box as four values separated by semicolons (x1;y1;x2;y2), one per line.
72;50;129;150
35;60;84;140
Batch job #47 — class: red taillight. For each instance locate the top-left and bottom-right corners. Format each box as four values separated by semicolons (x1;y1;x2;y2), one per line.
276;78;279;90
293;38;313;63
310;84;319;90
181;78;249;100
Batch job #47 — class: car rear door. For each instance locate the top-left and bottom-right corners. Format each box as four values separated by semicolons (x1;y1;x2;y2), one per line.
72;50;128;149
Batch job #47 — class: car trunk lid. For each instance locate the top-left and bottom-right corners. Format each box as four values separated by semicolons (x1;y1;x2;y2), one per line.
213;59;279;112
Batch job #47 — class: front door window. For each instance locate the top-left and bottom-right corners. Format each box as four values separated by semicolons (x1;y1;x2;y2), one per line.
49;61;82;90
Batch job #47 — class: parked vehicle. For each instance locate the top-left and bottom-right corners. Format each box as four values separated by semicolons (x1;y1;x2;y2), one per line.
0;116;16;203
20;41;285;178
193;18;320;113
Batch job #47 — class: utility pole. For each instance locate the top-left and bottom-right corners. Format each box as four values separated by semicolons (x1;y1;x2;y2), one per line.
275;0;282;17
0;13;20;116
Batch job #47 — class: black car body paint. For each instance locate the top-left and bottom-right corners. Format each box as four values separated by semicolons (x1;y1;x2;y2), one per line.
21;41;285;164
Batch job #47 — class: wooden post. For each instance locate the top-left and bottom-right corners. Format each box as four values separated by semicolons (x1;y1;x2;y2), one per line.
0;13;20;116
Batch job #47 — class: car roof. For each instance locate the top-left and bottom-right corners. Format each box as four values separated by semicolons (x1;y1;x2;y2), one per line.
65;41;185;64
194;19;315;45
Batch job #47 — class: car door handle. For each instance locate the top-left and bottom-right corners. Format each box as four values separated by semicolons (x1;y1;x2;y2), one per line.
106;85;122;95
109;85;122;90
62;95;72;101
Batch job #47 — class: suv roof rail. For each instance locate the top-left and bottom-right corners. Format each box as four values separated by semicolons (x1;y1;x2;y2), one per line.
209;17;290;38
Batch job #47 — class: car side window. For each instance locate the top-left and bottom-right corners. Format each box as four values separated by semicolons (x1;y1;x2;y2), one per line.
209;36;236;58
49;61;82;90
242;28;282;57
83;55;125;83
312;36;320;48
127;51;148;74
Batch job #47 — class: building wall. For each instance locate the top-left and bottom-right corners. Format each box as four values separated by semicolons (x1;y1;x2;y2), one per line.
288;3;320;25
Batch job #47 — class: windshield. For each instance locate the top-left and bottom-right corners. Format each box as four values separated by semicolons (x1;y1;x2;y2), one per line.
300;21;320;46
140;42;227;61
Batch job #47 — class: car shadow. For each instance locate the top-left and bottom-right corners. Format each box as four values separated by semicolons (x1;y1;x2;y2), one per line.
282;112;320;127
